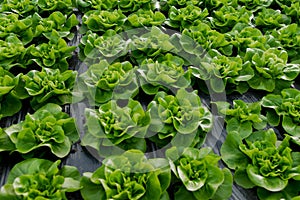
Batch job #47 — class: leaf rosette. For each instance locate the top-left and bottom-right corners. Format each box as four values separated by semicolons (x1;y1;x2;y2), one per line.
138;53;191;95
79;30;128;63
5;103;79;158
130;26;175;62
166;5;209;30
79;59;138;105
254;8;291;31
214;99;267;138
244;48;299;92
126;9;166;28
74;0;118;12
191;50;254;93
159;0;203;12
22;68;77;110
82;99;150;157
221;129;300;197
229;23;279;56
32;12;79;40
209;5;252;33
166;147;233;200
262;88;300;142
81;150;171;200
0;158;81;200
0;0;38;16
238;0;273;11
271;23;300;63
37;0;73;14
82;9;126;34
118;0;154;13
147;88;212;148
182;22;233;56
28;35;76;72
0;13;33;45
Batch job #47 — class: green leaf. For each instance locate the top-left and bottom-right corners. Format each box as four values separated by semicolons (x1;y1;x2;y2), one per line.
221;132;249;169
247;165;288;192
234;168;255;189
226;118;252;139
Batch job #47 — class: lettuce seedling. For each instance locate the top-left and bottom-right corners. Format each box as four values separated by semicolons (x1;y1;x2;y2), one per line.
22;68;77;110
118;0;154;13
221;129;300;198
28;32;76;72
191;50;254;93
5;103;79;158
182;22;233;56
262;88;300;143
74;0;118;12
138;53;191;95
228;23;280;56
147;88;212;148
166;5;209;30
159;0;203;12
166;147;233;200
209;5;252;33
37;0;74;14
79;59;138;105
244;48;299;93
130;26;175;63
81;9;126;34
254;8;291;31
32;12;79;40
126;9;166;28
0;0;38;16
0;158;81;200
79;30;128;63
0;34;26;71
81;150;171;200
82;99;150;157
271;23;300;63
214;99;267;138
0;13;33;45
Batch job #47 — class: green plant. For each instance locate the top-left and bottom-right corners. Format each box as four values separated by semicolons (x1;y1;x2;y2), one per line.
138;53;192;95
221;129;300;199
79;30;128;63
0;34;26;71
191;50;254;93
166;5;209;30
0;158;81;199
166;147;233;200
22;68;77;110
80;150;171;200
126;9;166;28
81;9;126;34
214;99;267;138
0;13;33;45
5;103;79;158
82;99;150;157
32;12;79;40
28;32;76;72
147;88;212;148
244;48;299;93
79;59;138;105
209;5;252;33
262;88;300;144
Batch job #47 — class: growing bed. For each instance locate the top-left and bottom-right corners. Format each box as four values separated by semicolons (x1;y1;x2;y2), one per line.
0;0;300;199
